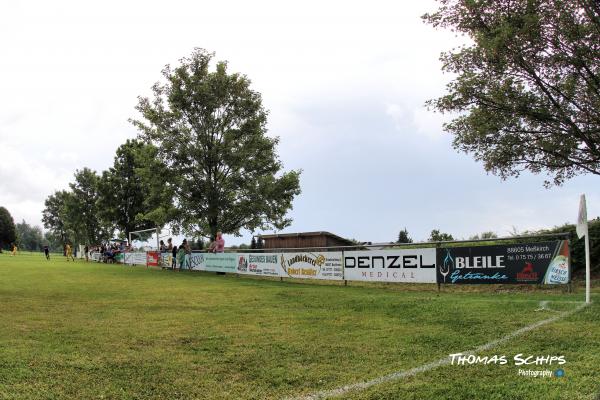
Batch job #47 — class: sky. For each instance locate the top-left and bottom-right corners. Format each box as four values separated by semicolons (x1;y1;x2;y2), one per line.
0;0;597;246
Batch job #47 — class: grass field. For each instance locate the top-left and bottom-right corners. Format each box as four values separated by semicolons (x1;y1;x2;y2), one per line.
0;252;599;400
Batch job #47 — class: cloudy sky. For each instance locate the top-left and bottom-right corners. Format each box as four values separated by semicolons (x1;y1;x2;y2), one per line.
0;0;597;245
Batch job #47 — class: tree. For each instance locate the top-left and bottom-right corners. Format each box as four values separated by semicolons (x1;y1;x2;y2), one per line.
98;139;174;239
250;236;257;249
193;237;205;250
44;231;64;253
42;190;71;244
132;49;301;239
469;231;498;240
397;228;413;243
256;236;264;249
64;168;111;244
424;0;600;186
15;220;44;251
0;207;16;252
429;229;454;242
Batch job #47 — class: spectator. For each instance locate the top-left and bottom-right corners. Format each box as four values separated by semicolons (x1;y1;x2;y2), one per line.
167;238;173;251
159;240;166;252
177;243;186;270
44;245;50;260
84;244;89;262
182;239;191;270
215;231;225;253
171;243;178;270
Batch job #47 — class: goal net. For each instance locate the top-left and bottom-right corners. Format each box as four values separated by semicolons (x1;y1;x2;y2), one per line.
129;228;160;252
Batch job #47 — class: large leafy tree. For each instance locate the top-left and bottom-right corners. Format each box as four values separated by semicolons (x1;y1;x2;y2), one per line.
64;168;111;244
0;206;17;252
424;0;600;185
98;139;174;238
42;190;71;244
132;49;301;238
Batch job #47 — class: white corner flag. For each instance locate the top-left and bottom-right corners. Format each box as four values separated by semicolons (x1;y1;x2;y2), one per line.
577;194;591;303
577;194;588;239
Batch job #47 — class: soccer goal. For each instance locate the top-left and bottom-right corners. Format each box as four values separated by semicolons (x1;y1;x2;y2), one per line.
129;228;160;251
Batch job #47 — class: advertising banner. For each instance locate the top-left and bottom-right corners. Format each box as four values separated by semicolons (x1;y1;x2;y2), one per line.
437;240;570;285
344;249;437;283
278;252;343;280
187;253;206;270
160;252;173;268
124;252;147;266
236;253;282;277
147;251;160;267
203;253;238;273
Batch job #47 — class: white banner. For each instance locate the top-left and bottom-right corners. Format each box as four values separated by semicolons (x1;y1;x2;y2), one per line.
344;249;437;283
236;253;282;277
279;252;343;280
124;252;147;266
203;253;238;272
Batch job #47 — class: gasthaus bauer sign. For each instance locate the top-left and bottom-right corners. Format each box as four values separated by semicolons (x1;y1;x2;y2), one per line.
344;249;437;283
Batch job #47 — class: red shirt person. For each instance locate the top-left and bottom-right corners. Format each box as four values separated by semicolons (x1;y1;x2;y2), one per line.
210;232;225;253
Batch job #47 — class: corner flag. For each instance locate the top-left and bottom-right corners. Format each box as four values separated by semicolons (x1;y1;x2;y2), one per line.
576;194;588;239
577;194;591;304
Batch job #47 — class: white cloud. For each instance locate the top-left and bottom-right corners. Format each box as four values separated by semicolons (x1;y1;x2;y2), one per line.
412;107;448;140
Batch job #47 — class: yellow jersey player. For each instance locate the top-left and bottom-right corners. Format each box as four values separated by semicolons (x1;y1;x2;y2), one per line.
11;243;17;256
65;243;75;261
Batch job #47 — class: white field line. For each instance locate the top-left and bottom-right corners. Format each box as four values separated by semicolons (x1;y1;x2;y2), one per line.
288;302;589;400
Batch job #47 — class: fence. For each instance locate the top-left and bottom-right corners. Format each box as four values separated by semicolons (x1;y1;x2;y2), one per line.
92;234;571;286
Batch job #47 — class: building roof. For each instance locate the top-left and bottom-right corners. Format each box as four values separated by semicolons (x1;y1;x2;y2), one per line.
258;231;355;245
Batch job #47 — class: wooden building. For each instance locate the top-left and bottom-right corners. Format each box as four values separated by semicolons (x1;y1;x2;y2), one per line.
258;231;355;250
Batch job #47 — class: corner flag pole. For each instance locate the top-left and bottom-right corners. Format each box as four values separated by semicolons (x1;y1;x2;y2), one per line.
577;194;591;304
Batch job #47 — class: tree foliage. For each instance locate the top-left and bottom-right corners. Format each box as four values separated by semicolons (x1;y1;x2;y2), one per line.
424;0;600;185
98;139;174;238
429;229;455;242
397;228;413;243
64;168;110;244
132;49;301;238
469;231;498;240
15;220;44;251
42;190;71;244
0;206;17;251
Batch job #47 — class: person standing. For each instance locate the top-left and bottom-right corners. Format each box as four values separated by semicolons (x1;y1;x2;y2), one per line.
11;243;18;256
171;242;178;270
65;243;75;262
84;245;89;262
44;245;50;260
214;232;225;253
208;232;225;253
182;239;192;270
176;244;186;271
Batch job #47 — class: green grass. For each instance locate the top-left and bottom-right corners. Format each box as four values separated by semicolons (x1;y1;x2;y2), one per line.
0;253;598;399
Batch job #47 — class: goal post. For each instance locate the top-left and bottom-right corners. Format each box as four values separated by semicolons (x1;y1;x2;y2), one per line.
128;227;160;251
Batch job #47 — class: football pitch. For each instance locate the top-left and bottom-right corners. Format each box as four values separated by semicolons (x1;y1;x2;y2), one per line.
0;253;598;400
